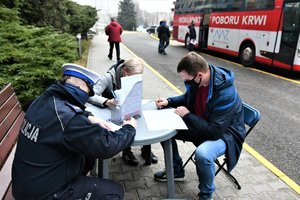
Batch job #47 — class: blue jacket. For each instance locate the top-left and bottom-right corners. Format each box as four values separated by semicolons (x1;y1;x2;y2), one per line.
167;65;246;172
12;82;135;200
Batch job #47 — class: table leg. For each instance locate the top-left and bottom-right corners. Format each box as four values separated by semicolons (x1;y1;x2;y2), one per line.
164;139;175;198
143;145;152;165
98;159;109;179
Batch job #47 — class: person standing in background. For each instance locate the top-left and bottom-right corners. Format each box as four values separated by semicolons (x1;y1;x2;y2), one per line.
187;20;196;51
105;17;123;61
157;20;170;55
156;21;163;53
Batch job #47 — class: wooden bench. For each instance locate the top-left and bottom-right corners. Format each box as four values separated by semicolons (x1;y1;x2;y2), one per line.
0;83;25;200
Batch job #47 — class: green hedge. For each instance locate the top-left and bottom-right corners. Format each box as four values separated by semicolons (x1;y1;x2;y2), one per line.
0;7;78;106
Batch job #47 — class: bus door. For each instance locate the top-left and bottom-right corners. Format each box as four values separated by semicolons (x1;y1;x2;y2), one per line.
199;13;210;48
274;1;300;69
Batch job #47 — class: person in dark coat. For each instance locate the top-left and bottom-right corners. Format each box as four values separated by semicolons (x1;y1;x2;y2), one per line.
187;20;196;51
153;52;246;200
105;17;123;61
156;21;163;53
157;20;170;55
12;63;137;200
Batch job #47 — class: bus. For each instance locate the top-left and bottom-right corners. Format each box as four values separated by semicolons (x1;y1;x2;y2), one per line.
172;0;300;72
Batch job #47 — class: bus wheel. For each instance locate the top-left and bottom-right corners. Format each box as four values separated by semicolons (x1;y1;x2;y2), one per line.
185;35;190;49
240;44;255;67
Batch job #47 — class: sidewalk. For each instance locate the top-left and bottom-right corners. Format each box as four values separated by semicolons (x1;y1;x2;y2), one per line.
87;32;300;200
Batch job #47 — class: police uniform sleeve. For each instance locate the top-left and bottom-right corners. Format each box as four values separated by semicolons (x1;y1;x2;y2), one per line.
62;114;136;159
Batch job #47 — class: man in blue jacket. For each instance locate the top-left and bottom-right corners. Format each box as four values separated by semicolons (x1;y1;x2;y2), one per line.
154;52;245;200
12;63;137;200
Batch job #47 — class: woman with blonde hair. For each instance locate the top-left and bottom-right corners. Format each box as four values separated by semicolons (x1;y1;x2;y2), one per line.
89;57;158;166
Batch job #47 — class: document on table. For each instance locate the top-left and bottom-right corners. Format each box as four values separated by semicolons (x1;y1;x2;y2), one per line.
143;108;188;131
111;74;143;122
115;74;142;105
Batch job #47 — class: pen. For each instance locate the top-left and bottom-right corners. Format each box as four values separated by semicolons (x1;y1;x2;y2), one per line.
111;90;117;99
111;90;119;106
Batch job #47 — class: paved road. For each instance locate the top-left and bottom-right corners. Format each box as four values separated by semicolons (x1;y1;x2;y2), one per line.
121;32;300;185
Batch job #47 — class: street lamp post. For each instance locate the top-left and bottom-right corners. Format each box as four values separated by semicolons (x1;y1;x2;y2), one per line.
76;33;82;57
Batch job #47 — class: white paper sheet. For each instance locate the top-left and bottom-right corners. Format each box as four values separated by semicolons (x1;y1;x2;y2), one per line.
114;74;143;105
143;108;188;131
112;74;143;122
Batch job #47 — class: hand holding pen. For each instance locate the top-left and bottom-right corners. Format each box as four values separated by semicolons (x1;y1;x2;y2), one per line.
155;97;168;109
104;99;118;107
104;90;119;108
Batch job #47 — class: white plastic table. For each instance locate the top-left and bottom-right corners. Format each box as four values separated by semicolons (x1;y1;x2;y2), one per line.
85;100;177;198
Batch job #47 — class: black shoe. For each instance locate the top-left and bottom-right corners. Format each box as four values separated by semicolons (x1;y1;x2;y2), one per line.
108;55;112;60
162;52;167;55
154;167;185;182
122;150;138;166
198;193;213;200
141;147;158;164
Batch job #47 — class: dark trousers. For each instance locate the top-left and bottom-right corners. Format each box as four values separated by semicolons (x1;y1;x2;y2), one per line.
162;130;205;168
50;176;124;200
108;42;120;61
159;39;169;53
49;157;124;200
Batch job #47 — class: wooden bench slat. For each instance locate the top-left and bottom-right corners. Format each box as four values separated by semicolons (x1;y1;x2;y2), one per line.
0;84;24;200
0;112;24;168
0;145;16;199
0;94;19;123
0;84;14;106
0;103;22;143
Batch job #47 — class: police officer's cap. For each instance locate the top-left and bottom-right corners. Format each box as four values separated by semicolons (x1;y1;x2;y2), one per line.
62;63;100;96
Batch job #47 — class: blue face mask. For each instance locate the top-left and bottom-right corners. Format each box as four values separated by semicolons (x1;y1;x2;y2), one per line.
63;83;89;105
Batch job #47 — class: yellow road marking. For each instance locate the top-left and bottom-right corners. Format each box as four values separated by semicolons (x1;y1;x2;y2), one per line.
244;143;300;194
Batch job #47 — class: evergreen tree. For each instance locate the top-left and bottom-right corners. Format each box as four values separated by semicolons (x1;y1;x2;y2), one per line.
17;0;97;35
117;0;136;31
19;0;69;31
66;1;97;37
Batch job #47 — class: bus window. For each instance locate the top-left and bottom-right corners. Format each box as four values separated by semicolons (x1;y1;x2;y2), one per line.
194;0;206;13
245;0;275;10
175;0;196;14
230;0;244;11
246;0;256;10
258;0;275;10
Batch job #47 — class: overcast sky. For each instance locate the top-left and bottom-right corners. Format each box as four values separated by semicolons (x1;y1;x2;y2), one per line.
72;0;174;14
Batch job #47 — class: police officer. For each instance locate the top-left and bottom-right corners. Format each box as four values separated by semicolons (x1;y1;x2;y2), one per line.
12;63;137;200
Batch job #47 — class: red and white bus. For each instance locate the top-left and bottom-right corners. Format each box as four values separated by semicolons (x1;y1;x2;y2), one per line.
173;0;300;72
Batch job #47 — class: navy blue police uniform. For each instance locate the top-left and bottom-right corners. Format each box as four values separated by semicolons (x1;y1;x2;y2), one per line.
12;64;135;200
